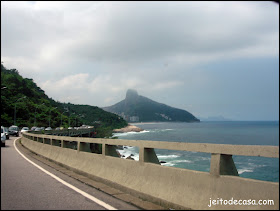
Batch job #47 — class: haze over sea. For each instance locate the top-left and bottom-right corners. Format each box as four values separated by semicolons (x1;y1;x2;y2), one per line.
113;121;279;182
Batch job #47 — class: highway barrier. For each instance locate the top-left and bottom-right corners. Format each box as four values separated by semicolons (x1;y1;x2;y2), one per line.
21;132;279;210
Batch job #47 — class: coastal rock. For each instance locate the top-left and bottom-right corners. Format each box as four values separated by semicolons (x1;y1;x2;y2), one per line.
113;124;144;133
126;155;135;160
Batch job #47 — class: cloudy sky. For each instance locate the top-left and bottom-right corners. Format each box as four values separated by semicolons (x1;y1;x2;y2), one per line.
1;1;279;121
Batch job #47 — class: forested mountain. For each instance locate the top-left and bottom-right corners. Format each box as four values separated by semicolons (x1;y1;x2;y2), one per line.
103;89;200;122
1;64;127;138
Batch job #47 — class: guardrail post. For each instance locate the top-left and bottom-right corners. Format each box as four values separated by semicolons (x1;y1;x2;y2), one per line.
139;147;160;164
210;153;239;176
139;147;144;162
77;141;80;152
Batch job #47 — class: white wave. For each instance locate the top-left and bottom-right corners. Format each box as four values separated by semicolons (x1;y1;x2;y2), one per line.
140;130;150;133
117;146;139;161
237;162;267;175
157;154;180;159
112;130;150;137
198;157;211;161
248;163;267;168
160;159;193;167
238;168;254;174
119;155;140;161
161;162;176;167
173;159;193;163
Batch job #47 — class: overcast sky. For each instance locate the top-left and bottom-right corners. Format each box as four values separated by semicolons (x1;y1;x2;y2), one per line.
1;1;279;121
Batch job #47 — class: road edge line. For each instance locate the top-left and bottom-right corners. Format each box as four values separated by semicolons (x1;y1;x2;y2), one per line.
13;137;117;210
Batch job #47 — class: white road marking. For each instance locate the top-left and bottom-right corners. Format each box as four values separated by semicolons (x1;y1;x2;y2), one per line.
13;138;117;210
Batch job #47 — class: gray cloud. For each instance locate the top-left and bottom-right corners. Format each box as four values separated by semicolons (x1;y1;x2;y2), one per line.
1;1;279;120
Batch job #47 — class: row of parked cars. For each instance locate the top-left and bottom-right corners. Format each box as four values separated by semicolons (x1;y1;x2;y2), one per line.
1;125;94;147
1;125;42;147
1;125;20;146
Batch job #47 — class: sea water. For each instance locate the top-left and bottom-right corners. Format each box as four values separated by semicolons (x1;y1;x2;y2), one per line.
113;121;279;182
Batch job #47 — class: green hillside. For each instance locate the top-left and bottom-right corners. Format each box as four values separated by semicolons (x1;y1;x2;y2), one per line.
1;64;127;138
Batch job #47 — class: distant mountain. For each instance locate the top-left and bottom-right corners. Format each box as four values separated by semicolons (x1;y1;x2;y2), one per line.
103;89;200;123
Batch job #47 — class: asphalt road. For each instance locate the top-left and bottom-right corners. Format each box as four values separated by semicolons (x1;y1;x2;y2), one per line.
1;136;139;210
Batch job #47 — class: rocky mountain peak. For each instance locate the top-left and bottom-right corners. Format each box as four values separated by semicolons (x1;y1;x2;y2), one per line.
125;89;138;101
103;89;200;123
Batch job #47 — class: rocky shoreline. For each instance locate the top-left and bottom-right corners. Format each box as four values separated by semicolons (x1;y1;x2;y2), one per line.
113;124;144;133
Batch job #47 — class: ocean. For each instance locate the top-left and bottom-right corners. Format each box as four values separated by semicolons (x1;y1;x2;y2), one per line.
112;121;279;182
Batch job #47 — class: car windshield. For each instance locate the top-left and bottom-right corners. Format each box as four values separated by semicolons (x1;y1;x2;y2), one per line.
1;128;3;133
9;127;18;130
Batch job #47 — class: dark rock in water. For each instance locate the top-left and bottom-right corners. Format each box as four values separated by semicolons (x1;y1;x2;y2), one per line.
126;155;135;160
160;161;167;164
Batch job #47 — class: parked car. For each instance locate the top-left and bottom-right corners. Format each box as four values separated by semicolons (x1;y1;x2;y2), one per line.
4;127;10;139
31;126;37;131
1;126;6;147
35;127;42;132
9;125;20;137
45;127;52;131
20;127;30;133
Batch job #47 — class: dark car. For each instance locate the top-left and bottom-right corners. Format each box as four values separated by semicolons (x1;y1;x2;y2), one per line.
9;125;20;137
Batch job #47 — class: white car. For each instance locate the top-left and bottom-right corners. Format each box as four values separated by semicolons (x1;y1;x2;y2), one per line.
20;127;30;133
1;126;6;147
4;127;10;139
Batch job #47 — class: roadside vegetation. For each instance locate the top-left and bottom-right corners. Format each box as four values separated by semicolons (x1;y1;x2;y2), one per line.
1;63;127;138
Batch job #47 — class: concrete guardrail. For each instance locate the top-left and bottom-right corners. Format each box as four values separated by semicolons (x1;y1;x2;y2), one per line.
21;132;279;210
